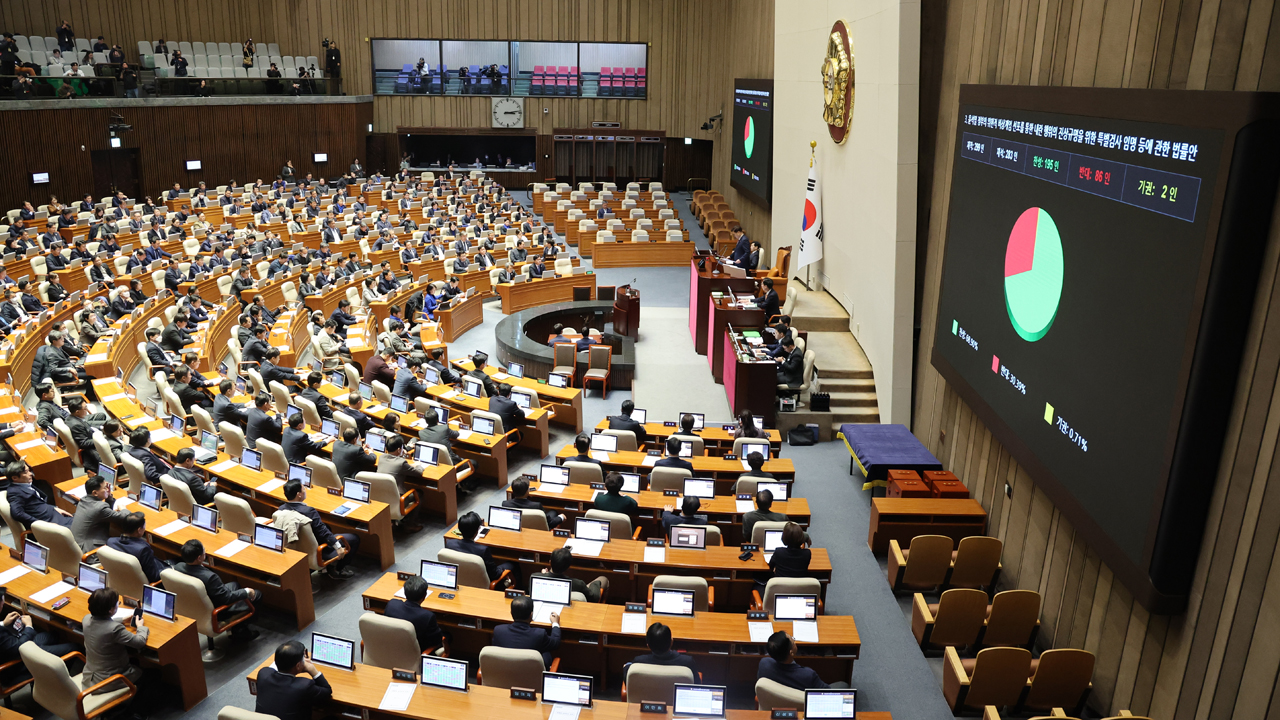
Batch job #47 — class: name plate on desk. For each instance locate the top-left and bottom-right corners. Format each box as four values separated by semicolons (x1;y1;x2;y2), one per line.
737;494;753;501
510;687;537;701
640;702;668;714
646;539;665;547
391;669;417;683
748;610;770;620
625;602;647;613
553;528;571;538
723;424;737;432
396;571;415;581
327;487;342;496
741;543;759;552
647;450;661;456
663;421;676;427
590;482;605;490
724;454;738;460
521;473;537;481
505;589;526;599
663;489;680;497
771;711;799;719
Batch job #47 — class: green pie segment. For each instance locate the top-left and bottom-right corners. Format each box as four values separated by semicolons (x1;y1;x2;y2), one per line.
1004;207;1063;342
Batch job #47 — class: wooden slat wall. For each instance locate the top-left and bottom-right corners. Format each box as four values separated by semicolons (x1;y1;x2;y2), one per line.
914;1;1280;718
0;102;371;212
2;0;773;247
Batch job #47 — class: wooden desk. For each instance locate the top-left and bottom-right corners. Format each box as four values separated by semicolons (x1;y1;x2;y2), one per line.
723;330;777;427
0;544;207;709
53;478;317;630
590;240;696;268
446;526;831;610
52;266;89;296
496;274;597;314
362;576;855;686
425;383;552;462
438;293;485;342
553;447;796;496
689;260;760;356
458;360;584;433
590;420;782;457
515;482;810;547
867;498;989;553
707;299;766;385
0;287;107;395
249;653;888;718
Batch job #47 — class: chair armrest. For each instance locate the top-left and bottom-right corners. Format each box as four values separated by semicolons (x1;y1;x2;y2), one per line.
210;598;255;634
983;707;1001;720
0;658;32;694
620;681;627;701
911;593;933;647
646;585;653;608
887;539;906;591
400;488;420;515
942;645;968;712
548;657;560;673
751;589;763;612
707;586;714;611
631;525;642;541
487;568;511;591
313;542;338;569
76;673;136;720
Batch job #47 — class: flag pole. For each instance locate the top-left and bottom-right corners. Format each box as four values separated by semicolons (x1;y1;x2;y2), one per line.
805;141;815;291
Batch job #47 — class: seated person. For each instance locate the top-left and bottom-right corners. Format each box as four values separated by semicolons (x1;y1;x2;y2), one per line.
743;490;811;545
630;622;697;673
254;641;333;720
661;496;707;538
6;461;72;528
173;539;260;641
445;511;519;587
767;522;812;581
654;436;694;473
532;547;609;603
607;399;648;445
741;451;774;479
593;470;638;516
277;479;359;579
566;433;599;466
758;630;847;690
106;512;170;583
385;575;444;652
492;595;560;667
501;477;564;528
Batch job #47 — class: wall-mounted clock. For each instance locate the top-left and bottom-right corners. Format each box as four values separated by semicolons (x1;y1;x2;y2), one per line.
822;19;854;144
491;97;525;129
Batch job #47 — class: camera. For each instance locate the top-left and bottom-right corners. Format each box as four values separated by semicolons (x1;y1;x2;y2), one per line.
321;38;331;49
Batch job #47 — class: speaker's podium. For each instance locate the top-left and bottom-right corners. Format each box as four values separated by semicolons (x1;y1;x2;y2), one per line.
613;285;640;338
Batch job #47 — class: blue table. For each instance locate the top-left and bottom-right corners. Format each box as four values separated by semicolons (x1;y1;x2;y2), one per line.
837;423;942;491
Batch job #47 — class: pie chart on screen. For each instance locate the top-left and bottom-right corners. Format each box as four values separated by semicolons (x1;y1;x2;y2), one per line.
744;116;755;158
1004;207;1064;342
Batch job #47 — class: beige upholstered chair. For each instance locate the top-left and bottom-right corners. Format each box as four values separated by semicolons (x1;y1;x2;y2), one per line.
95;545;151;600
31;520;89;576
755;677;804;711
161;567;255;661
358;613;423;669
21;643;134;720
478;647;553;689
623;663;695;704
649;575;713;612
438;548;508;589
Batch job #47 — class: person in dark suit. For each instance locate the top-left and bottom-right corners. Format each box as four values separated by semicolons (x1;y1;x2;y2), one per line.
17;280;43;315
170;448;218;505
427;348;459;385
174;539;259;640
630;622;698;674
241;325;271;367
502;478;564;528
246;393;281;449
171;366;212;415
66;397;105;470
385;575;444;650
343;393;377;436
6;461;73;528
393;359;428;401
163;263;183;293
492;595;560;667
333;428;376;480
282;414;325;464
745;241;762;272
775;337;803;388
758;630;845;691
445;511;518;586
255;641;333;720
533;547;609;603
108;287;135;321
566;433;600;466
106;513;170;583
261;349;301;386
143;327;172;376
726;226;751;266
300;372;334;420
330;300;358;337
606;399;648;446
487;383;525;433
766;317;793;358
0;608;78;685
660;496;708;538
753;277;780;319
468;353;500;397
279;479;358;578
213;379;249;429
126;428;172;485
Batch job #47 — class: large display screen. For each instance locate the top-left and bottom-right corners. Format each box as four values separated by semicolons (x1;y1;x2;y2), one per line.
932;86;1280;611
730;79;773;208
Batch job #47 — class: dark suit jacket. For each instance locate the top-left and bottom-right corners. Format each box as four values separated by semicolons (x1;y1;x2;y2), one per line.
145;341;170;371
392;368;427;400
300;388;334;420
607;414;648;445
174;381;212;413
385;599;444;650
261;361;299;386
171;466;217;505
469;368;499;397
443;536;504;582
126;445;169;484
173;561;248;607
7;482;71;528
754;289;780;319
488;395;525;433
213;395;248;428
254;667;333;720
278;501;338;547
632;649;698;673
105;535;167;583
282;427;324;464
492;620;561;666
661;511;708;537
161;323;192;353
333;441;376;480
246;408;281;449
757;656;828;691
777;348;804;387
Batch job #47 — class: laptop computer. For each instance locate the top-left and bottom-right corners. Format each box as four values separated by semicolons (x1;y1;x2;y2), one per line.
422;365;441;385
77;563;107;593
343;479;370;504
805;689;857;719
574;517;611;542
618;472;641;493
673;684;727;719
21;541;48;573
506;362;524;378
680;412;706;431
589;433;618;452
287;463;312;488
359;382;373;400
321;418;341;439
191;504;219;533
763;529;784;562
488;505;523;532
540;672;593;708
413;442;439;465
774;593;818;621
630;408;647;424
390;394;410;413
461;377;483;398
366;431;387;452
192;430;218;464
420;559;459;589
758;482;789;501
241;447;263;471
530;575;572;607
683;478;716;499
472;416;495;436
142;585;177;621
253;524;285;552
671;525;708;550
328;370;346;388
739;441;771;460
677;441;694;458
99;464;117;488
310;632;355;670
651;587;696;617
539;464;569;486
548;372;570;388
420;656;469;693
138;482;163;510
169;414;186;434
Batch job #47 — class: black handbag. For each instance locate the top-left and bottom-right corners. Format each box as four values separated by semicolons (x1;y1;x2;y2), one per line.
810;392;830;412
788;425;818;446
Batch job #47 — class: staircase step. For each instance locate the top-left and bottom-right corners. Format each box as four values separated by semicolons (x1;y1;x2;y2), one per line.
818;378;875;392
826;391;879;408
816;367;874;380
832;408;881;426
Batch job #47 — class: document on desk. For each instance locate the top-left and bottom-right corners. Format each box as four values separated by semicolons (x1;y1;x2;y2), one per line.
441;390;459;400
101;393;128;403
742;460;753;471
214;539;249;558
547;704;582;720
456;430;473;441
112;607;133;622
748;621;775;643
31;581;73;604
153;519;189;537
641;455;659;467
531;601;556;624
792;620;819;643
365;404;387;413
493;372;509;381
257;479;286;493
539;483;565;493
409;419;426;430
378;682;417;712
563;538;603;557
0;566;32;585
66;484;86;500
621;612;648;634
736;499;755;512
14;439;45;451
124;415;152;428
644;546;666;563
208;459;239;473
590;451;610;462
148;428;179;443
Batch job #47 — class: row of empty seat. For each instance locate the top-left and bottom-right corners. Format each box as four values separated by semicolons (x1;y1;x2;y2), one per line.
692;190;740;251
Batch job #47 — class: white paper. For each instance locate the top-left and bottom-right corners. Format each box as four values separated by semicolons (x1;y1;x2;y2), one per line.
365;404;386;413
539;483;565;494
742;460;753;471
456;430;473;441
563;538;603;557
112;607;133;621
547;704;582;720
86;354;109;362
493;372;509;381
66;484;86;499
214;539;249;558
31;581;74;604
257;479;285;493
377;682;416;712
123;416;151;428
441;390;459;400
0;566;32;584
148;428;178;442
748;621;775;643
621;612;648;634
641;455;659;467
531;601;555;624
792;620;819;643
102;393;128;402
736;500;755;513
591;490;604;502
409;419;426;430
14;439;44;450
208;459;238;473
392;585;429;600
644;546;666;563
590;451;610;462
153;519;189;537
763;552;773;564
